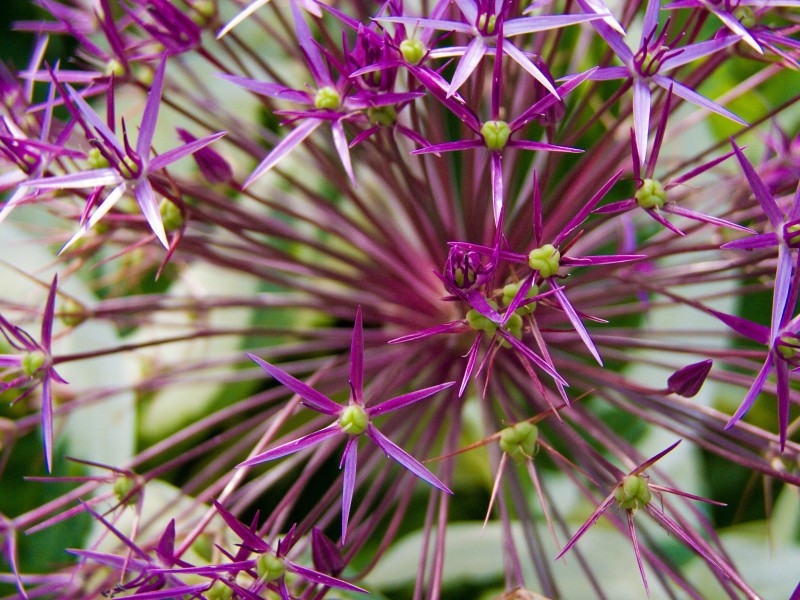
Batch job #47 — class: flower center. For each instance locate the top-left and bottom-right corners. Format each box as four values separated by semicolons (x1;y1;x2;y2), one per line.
22;350;46;377
339;404;369;435
527;244;561;278
87;148;110;170
501;282;539;315
367;105;397;127
499;421;539;461
635;178;667;209
256;553;286;582
113;475;139;505
476;13;497;36
481;120;511;151
466;301;499;336
206;580;233;600
777;333;800;361
314;86;341;110
614;474;652;512
399;38;425;65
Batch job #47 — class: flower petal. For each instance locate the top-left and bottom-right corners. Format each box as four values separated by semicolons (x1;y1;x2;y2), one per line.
366;424;451;493
246;353;341;415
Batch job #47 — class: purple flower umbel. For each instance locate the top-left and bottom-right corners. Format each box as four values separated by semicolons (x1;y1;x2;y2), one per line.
0;275;65;472
240;307;455;541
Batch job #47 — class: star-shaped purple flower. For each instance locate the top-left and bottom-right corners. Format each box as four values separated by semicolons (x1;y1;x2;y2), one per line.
27;56;226;251
240;306;455;541
0;275;65;472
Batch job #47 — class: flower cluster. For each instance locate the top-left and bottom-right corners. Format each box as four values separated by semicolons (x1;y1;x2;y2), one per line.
0;0;799;598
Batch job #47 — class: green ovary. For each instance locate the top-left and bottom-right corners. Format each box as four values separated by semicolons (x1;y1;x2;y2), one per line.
635;178;667;209
502;282;539;315
257;553;286;582
466;300;500;336
368;105;397;127
87;148;110;170
777;334;800;360
113;475;138;505
339;404;368;435
481;120;511;151
477;14;497;35
22;351;46;377
499;421;538;461
206;580;233;600
614;474;652;512
400;38;425;65
160;199;184;231
314;86;340;110
527;244;560;278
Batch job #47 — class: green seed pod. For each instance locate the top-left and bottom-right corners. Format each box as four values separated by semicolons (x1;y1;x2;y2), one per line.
314;86;341;110
206;580;233;600
527;244;561;278
159;199;184;231
367;105;397;127
777;333;800;360
505;312;523;340
87;148;110;170
257;553;286;582
104;59;126;78
614;474;652;512
60;298;88;328
338;404;369;435
480;120;511;151
499;422;539;461
191;532;214;563
466;308;499;336
501;282;539;315
113;475;138;505
399;38;425;65
734;5;755;29
21;351;46;377
635;178;667;209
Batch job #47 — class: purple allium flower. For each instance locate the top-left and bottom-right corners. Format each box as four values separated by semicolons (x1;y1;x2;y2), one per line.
0;275;65;472
241;307;454;541
556;441;727;596
595;88;755;236
26;56;226;250
575;0;746;163
379;1;599;98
